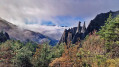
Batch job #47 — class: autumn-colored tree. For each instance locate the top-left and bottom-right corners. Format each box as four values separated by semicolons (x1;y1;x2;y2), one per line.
76;31;106;67
83;31;105;55
0;40;35;67
49;43;80;67
0;40;15;67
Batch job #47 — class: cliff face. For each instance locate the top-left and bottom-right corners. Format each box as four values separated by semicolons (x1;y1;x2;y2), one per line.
59;21;86;44
59;10;119;45
86;11;119;35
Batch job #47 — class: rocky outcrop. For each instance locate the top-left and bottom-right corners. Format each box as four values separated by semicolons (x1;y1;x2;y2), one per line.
0;31;10;43
86;10;119;35
59;21;86;44
59;10;119;45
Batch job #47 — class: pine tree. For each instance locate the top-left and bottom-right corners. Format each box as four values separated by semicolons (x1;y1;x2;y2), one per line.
98;14;119;52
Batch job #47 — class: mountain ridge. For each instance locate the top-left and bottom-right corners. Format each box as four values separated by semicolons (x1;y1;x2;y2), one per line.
59;10;119;44
86;10;119;35
0;18;57;45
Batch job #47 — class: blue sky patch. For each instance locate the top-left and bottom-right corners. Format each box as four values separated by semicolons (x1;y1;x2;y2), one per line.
53;16;84;26
24;16;84;27
41;20;55;26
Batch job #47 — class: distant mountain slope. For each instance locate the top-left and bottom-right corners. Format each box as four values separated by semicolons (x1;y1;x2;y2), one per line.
0;18;57;45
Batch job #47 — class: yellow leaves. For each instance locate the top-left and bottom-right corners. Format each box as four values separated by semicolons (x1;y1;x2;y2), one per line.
116;41;119;45
83;32;105;55
49;57;76;67
49;43;80;67
106;58;119;67
115;15;119;23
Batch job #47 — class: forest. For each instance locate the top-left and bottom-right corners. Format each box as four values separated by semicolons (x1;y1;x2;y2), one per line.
0;14;119;67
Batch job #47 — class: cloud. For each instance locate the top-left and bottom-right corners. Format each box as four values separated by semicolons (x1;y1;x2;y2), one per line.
0;0;119;39
24;24;68;40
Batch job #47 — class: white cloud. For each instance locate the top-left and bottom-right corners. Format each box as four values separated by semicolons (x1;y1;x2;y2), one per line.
0;0;119;39
24;24;68;40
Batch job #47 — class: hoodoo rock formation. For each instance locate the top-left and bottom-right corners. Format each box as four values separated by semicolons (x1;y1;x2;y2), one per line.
59;21;86;44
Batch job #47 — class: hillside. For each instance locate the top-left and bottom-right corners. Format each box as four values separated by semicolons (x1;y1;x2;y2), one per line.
0;18;57;45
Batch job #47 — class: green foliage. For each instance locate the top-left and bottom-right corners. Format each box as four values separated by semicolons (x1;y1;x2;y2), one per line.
38;43;52;66
0;39;64;67
12;42;36;67
14;56;33;67
76;48;108;67
98;14;119;52
32;43;51;67
11;40;23;50
51;43;64;58
0;40;37;67
32;43;64;67
25;42;37;53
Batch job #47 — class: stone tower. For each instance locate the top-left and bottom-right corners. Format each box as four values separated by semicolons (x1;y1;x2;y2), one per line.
81;21;86;39
81;21;86;33
76;21;81;33
59;21;87;45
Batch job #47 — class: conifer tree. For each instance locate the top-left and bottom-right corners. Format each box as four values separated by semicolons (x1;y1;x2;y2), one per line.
98;14;119;52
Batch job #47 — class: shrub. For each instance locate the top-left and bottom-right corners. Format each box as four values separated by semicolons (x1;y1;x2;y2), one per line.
82;31;105;55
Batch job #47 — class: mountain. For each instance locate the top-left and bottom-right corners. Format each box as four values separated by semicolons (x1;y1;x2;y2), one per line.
0;18;57;45
86;10;119;34
59;21;86;45
59;10;119;44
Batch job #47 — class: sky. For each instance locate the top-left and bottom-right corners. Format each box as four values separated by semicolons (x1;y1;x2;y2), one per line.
0;0;119;40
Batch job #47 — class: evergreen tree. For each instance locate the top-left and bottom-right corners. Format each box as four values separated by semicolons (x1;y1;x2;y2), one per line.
98;14;119;52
